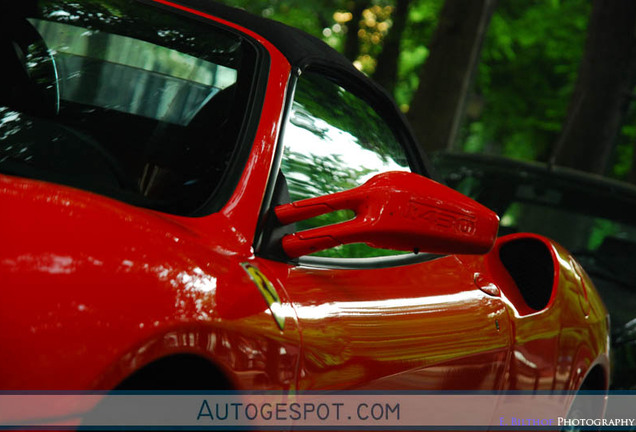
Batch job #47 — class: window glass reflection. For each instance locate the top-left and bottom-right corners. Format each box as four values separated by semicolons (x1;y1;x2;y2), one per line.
282;73;408;203
0;0;256;215
31;19;237;126
280;72;411;258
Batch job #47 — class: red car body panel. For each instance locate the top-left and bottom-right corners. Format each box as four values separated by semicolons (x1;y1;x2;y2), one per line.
275;171;500;257
0;174;609;393
1;1;295;390
0;0;608;407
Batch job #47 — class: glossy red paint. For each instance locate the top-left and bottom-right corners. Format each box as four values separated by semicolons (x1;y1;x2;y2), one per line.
0;0;609;424
275;171;499;258
0;0;296;392
0;174;301;390
256;233;609;395
269;255;512;392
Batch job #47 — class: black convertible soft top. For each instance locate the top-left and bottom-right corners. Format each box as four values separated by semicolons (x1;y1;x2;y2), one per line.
169;0;364;76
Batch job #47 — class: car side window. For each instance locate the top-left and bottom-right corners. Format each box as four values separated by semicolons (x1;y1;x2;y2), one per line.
279;71;411;258
0;2;258;216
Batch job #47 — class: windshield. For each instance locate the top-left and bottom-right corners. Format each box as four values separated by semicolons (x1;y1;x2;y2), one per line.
0;0;259;215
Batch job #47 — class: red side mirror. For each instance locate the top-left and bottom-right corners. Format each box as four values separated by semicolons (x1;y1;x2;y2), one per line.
274;171;499;258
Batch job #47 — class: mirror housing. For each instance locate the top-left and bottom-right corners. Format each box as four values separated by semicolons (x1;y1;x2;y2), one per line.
274;171;499;258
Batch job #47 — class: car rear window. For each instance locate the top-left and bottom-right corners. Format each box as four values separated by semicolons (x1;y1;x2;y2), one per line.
0;0;260;215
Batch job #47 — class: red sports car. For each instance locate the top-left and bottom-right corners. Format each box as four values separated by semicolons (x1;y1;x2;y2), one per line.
0;0;608;410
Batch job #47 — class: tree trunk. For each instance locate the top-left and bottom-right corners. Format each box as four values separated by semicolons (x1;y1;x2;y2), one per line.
372;0;410;95
406;0;497;153
343;0;367;62
550;0;636;175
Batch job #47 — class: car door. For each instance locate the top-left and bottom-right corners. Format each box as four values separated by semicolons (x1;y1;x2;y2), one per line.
254;68;512;391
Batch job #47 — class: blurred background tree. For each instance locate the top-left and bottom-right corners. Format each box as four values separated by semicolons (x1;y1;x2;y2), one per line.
550;0;636;176
220;0;636;184
406;0;497;153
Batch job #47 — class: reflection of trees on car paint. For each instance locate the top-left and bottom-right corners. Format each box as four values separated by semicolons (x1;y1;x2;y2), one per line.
283;150;372;201
290;73;409;169
280;72;410;258
282;149;397;258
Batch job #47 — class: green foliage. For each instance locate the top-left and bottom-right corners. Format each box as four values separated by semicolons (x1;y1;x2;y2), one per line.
218;0;636;180
461;0;591;161
220;0;343;48
219;0;596;168
393;0;444;109
611;138;634;180
217;0;443;109
588;219;620;251
608;101;636;181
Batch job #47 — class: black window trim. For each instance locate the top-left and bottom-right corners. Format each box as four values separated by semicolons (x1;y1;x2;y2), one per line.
254;61;438;269
252;68;299;260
